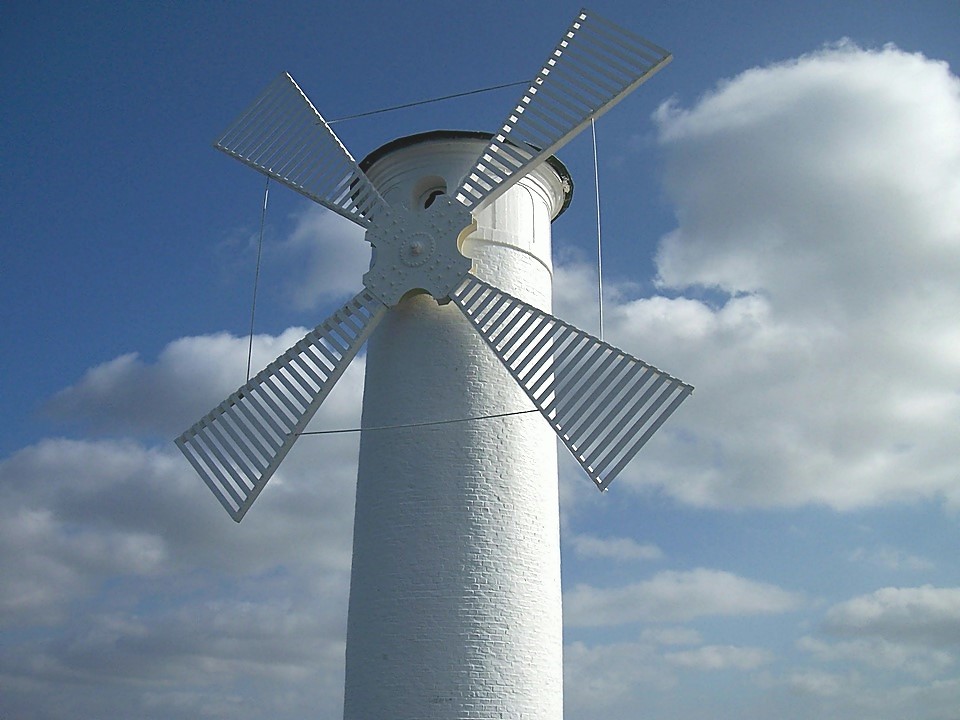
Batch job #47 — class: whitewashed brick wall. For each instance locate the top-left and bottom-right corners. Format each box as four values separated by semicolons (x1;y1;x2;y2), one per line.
343;135;566;720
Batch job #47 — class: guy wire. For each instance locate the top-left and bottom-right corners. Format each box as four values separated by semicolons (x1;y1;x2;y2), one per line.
328;80;528;124
298;408;540;436
246;178;269;381
591;117;604;341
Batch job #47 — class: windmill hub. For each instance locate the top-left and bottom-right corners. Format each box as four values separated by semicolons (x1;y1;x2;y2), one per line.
362;196;474;306
401;233;433;265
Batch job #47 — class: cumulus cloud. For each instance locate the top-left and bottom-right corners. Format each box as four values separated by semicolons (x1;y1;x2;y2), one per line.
665;644;773;671
552;260;609;338
0;440;184;626
564;568;803;626
564;637;770;718
588;41;960;510
785;668;960;718
46;327;365;441
563;639;676;714
0;597;348;719
0;431;357;719
641;626;703;646
823;586;960;646
787;668;850;698
0;324;366;719
568;533;663;561
798;635;954;679
847;545;935;572
271;205;370;310
0;432;359;612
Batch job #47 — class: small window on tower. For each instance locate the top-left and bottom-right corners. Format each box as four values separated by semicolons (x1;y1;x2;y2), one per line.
413;175;447;210
422;189;445;208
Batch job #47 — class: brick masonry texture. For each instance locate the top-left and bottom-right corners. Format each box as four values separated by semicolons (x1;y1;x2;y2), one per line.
343;137;566;720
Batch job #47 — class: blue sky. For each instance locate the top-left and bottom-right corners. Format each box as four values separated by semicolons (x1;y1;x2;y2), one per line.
2;1;960;718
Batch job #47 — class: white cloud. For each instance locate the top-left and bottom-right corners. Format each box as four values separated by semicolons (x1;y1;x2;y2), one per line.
784;667;960;719
0;325;366;718
564;568;803;626
890;677;960;720
272;205;370;310
592;42;960;510
641;626;703;646
563;639;676;715
0;597;347;720
848;545;935;572
0;440;183;626
787;668;850;697
823;586;960;646
799;635;953;679
568;533;663;561
0;433;358;621
46;327;366;441
552;260;608;337
665;644;774;671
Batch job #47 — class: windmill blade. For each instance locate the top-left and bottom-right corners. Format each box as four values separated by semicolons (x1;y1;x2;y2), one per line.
176;290;387;521
455;8;671;212
215;72;389;228
452;274;691;490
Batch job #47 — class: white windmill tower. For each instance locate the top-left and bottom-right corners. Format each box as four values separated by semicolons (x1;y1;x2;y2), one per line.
177;9;692;719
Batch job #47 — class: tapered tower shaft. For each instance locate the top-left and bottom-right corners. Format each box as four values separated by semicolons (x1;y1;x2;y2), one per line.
343;132;570;720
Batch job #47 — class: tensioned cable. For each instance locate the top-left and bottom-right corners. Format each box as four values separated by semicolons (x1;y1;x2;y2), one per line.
298;407;540;436
328;80;528;124
246;178;270;381
591;117;605;341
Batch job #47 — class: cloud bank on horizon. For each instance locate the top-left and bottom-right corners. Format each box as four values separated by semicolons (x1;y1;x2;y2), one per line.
2;41;959;720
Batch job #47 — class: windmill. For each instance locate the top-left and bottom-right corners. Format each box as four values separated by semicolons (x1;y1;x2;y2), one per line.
177;8;692;719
